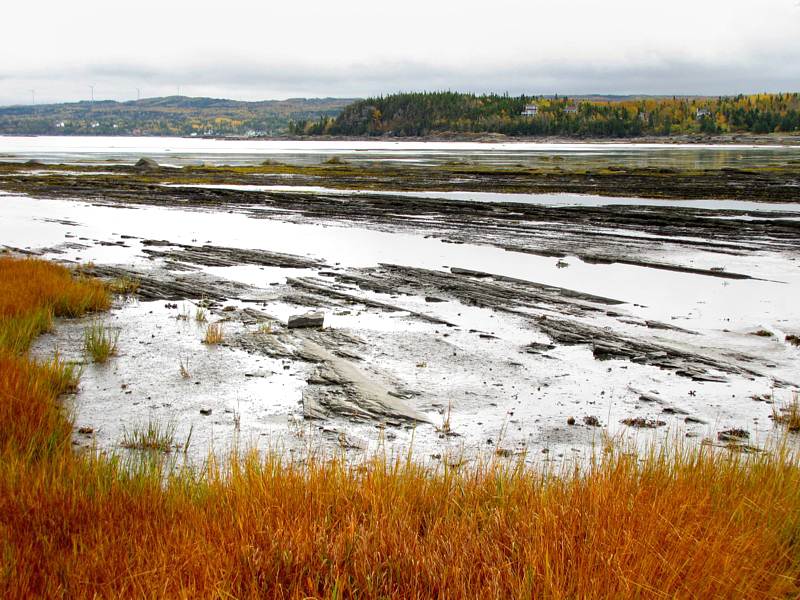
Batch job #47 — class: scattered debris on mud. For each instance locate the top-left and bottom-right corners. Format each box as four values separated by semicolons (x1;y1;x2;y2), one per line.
621;417;667;428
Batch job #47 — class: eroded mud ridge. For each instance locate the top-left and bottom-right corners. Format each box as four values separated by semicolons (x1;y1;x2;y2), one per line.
140;242;326;270
236;320;428;426
65;242;796;440
285;264;775;384
89;263;254;301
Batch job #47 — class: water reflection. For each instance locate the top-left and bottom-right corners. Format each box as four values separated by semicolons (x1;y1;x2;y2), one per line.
1;135;799;169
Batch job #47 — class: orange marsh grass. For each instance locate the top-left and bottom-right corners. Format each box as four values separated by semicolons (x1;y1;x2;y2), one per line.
3;443;800;598
2;255;800;598
0;256;109;320
0;256;109;354
0;257;107;461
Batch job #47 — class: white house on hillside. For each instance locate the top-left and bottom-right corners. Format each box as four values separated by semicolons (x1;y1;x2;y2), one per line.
522;103;539;116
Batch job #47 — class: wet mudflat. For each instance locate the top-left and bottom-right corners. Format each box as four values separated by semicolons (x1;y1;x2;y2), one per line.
1;154;799;465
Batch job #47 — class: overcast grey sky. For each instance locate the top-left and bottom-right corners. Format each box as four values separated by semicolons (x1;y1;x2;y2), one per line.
2;0;798;105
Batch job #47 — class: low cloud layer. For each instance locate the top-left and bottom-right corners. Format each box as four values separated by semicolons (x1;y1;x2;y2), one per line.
2;57;797;106
1;0;798;105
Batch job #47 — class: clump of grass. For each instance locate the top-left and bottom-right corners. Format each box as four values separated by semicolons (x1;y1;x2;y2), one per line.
120;419;175;453
255;321;272;334
108;276;140;297
752;329;774;337
786;334;800;346
83;321;119;362
194;307;207;323
773;394;800;431
203;322;224;344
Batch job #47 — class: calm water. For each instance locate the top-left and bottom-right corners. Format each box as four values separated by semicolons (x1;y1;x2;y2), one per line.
1;135;800;169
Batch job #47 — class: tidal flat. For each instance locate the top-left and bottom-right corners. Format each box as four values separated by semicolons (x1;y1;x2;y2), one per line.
1;140;799;465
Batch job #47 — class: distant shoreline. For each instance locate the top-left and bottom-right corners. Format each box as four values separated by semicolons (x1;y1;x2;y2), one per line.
1;132;799;147
274;132;800;146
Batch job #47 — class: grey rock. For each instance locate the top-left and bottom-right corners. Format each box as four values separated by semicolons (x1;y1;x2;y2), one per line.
450;267;492;278
134;157;159;170
288;311;325;329
638;393;664;404
524;342;556;354
684;416;708;424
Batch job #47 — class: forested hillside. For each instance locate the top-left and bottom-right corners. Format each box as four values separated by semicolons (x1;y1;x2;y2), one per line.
296;91;800;138
0;96;354;136
4;92;798;139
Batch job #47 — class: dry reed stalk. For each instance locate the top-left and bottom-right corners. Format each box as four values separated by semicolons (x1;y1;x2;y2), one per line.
179;356;190;378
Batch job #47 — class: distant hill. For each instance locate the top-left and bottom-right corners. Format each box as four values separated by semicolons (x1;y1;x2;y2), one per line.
0;96;356;136
297;91;800;138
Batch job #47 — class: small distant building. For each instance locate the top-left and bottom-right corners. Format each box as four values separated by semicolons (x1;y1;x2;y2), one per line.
564;104;579;115
696;108;711;120
521;103;539;116
55;121;65;128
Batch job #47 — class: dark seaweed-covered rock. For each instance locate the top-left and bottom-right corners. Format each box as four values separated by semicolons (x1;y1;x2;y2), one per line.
134;157;159;170
718;429;749;441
